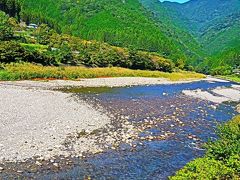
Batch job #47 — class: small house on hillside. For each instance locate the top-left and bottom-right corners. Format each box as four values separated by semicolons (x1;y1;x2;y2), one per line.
27;23;38;29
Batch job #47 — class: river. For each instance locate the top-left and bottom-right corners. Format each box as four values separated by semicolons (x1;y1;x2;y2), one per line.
36;80;239;179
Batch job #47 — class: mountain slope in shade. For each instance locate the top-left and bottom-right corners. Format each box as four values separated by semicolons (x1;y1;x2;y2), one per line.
162;0;240;53
144;0;240;70
162;0;240;33
139;0;205;66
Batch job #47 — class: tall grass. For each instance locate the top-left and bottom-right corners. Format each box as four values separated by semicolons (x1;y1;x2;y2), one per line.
0;63;205;81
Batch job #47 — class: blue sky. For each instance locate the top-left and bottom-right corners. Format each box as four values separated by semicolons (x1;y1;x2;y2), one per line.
160;0;190;3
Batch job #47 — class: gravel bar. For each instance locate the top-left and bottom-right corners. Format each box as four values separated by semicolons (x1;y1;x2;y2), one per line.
0;84;109;162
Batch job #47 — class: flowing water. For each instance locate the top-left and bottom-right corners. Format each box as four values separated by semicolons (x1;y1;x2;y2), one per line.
38;80;239;180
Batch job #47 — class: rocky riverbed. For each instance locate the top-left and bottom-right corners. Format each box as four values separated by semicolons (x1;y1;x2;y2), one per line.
0;77;239;179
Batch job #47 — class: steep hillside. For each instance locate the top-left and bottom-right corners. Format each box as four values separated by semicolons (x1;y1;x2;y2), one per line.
145;0;240;71
162;0;240;52
0;10;175;72
1;0;238;73
163;0;240;34
17;0;204;63
200;13;240;55
139;0;204;65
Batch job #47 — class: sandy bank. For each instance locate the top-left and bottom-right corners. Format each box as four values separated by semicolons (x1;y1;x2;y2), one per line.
183;87;240;104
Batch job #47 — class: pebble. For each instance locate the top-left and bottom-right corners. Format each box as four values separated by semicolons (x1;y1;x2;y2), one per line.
36;161;42;166
37;156;44;161
237;104;240;113
53;163;59;167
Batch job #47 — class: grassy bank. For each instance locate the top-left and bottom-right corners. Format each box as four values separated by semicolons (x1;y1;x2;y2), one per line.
170;115;240;180
0;63;205;81
218;75;240;83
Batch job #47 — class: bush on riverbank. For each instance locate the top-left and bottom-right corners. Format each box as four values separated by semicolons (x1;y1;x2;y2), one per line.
0;63;205;81
170;115;240;180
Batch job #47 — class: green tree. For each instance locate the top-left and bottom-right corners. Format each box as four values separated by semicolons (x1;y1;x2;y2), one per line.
175;59;185;70
34;24;53;45
0;11;13;40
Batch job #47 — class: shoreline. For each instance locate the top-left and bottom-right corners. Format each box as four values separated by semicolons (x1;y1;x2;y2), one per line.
0;76;229;90
0;84;110;163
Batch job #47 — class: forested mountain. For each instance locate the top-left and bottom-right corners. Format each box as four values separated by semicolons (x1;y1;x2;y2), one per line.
0;0;239;75
16;0;204;64
0;9;176;72
162;0;240;52
142;0;240;73
139;0;204;66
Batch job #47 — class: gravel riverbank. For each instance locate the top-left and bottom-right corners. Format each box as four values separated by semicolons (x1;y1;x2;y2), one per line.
0;77;207;89
0;77;239;178
0;84;110;163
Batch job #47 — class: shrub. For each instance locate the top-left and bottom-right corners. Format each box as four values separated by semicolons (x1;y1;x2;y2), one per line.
211;66;232;75
152;55;174;73
129;50;155;70
0;41;29;63
171;158;236;180
0;11;13;41
171;116;240;179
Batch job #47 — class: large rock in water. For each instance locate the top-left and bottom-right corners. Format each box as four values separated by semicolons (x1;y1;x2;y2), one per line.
237;104;240;113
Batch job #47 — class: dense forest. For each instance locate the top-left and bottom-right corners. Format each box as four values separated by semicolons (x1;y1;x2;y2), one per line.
0;0;239;76
19;0;202;60
0;9;174;72
17;0;205;64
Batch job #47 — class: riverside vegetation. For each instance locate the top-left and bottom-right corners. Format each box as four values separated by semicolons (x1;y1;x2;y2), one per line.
0;63;204;81
171;115;240;179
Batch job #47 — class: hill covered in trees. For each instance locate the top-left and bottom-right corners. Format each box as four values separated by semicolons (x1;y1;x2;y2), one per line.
0;10;176;73
0;0;239;76
156;0;240;73
17;0;204;64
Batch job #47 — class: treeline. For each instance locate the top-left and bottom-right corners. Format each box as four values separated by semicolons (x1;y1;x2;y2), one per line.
0;11;174;72
197;44;240;75
1;0;239;76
